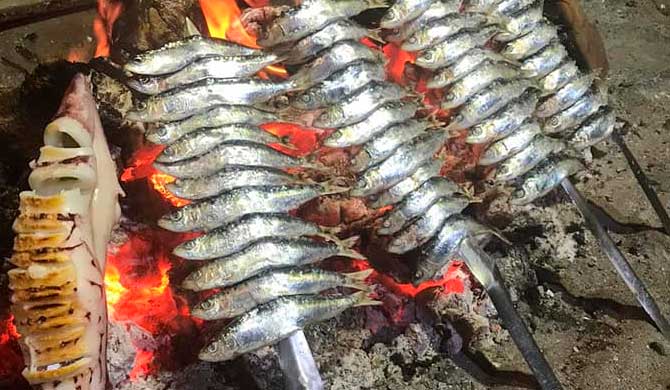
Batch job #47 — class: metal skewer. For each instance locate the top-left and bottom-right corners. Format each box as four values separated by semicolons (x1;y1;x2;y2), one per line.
459;240;564;390
561;178;670;340
278;331;324;390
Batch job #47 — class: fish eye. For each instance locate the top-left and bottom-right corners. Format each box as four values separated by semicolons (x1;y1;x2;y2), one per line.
131;56;142;63
423;52;433;61
170;210;183;221
470;127;482;135
183;240;196;249
206;343;218;353
139;76;151;84
414;270;424;279
200;300;214;309
408;37;417;44
454;114;464;122
136;101;147;110
512;188;526;199
446;92;456;100
549;117;560;127
162;148;174;156
156;127;167;136
383;10;397;20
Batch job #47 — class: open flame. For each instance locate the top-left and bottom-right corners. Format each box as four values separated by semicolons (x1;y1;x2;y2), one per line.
93;0;123;58
200;0;259;47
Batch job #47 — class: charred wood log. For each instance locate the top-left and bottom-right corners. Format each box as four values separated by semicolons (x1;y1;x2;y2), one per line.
0;0;97;32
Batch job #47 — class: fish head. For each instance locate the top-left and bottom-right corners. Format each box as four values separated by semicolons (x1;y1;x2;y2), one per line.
182;265;232;291
125;99;160;123
402;32;423;51
350;170;382;198
124;54;151;75
291;90;319;110
173;238;202;259
315;108;345;128
126;75;162;95
199;336;238;362
145;124;174;145
510;184;534;205
191;297;224;320
416;48;442;68
157;208;192;232
380;6;407;29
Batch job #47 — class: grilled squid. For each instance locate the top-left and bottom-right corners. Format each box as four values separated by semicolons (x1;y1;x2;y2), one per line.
9;74;123;389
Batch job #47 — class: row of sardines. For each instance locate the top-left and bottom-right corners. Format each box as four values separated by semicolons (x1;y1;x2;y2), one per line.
383;0;614;204
255;0;500;285
122;36;380;362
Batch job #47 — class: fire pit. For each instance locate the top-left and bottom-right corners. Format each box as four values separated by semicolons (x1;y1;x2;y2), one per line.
1;0;669;389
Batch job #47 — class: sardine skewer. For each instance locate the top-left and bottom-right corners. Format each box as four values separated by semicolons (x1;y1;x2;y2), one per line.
459;240;563;390
561;179;670;340
279;331;325;390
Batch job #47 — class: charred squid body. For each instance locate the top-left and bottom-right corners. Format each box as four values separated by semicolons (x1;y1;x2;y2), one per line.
123;39;377;362
10;74;123;389
384;0;615;205
256;0;501;287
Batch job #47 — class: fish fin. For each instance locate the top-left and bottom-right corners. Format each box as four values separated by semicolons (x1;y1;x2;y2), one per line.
484;228;511;246
351;291;383;307
184;17;202;37
366;0;391;9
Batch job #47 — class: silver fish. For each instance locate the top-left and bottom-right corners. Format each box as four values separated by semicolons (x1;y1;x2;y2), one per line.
126;78;297;122
126;54;284;95
447;78;534;131
290;41;384;89
465;90;538;143
352;130;446;197
350;119;429;173
159;184;340;232
462;0;505;13
536;73;595;118
414;215;494;284
173;213;322;260
494;136;565;181
284;19;369;65
314;82;407;128
502;21;557;60
384;0;462;43
521;42;568;78
368;159;442;208
495;0;537;15
386;196;470;254
154;141;309;179
192;268;372;320
427;49;518;89
494;2;544;42
124;36;262;75
569;107;615;150
543;89;607;134
167;166;298;200
146;105;278;145
323;101;418;148
381;0;435;28
199;292;380;362
291;61;386;110
155;124;282;163
511;157;584;205
479;120;541;165
416;26;499;69
377;177;463;235
538;60;579;94
181;236;363;291
441;62;520;109
402;13;489;52
258;0;388;47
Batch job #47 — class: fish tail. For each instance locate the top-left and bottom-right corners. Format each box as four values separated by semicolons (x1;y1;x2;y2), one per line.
351;291;383;307
319;179;350;196
334;236;367;259
365;29;386;44
343;269;374;291
365;0;391;10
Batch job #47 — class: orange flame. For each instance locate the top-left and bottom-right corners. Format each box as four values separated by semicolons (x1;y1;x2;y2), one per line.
93;0;123;58
67;47;91;63
120;144;190;207
200;0;259;47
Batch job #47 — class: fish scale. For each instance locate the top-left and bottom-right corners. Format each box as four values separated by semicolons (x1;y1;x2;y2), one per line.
123;33;377;363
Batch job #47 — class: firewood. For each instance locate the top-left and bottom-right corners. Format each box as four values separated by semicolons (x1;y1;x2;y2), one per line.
0;0;96;32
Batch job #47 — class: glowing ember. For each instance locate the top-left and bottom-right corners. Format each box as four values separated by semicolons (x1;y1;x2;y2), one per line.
0;315;24;384
200;0;259;47
383;43;416;85
93;0;123;58
121;144;190;207
66;46;91;63
350;259;466;298
263;122;320;157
